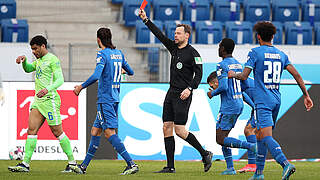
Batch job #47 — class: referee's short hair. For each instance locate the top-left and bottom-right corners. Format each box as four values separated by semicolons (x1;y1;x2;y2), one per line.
207;71;217;83
177;24;191;35
30;35;47;48
220;38;235;54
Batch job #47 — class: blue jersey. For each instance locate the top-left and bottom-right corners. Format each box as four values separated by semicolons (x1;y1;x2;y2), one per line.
212;57;243;114
241;77;255;109
82;48;134;103
245;45;290;107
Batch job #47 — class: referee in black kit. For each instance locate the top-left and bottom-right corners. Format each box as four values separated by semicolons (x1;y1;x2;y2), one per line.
139;9;213;173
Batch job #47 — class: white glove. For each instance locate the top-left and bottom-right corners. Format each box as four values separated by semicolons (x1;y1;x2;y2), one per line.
0;88;4;106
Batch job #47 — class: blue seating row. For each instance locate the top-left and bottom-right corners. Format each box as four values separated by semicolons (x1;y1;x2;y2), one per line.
136;20;320;45
122;0;320;27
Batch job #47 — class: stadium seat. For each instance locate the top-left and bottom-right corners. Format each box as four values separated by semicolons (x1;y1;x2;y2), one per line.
243;0;271;22
148;47;159;73
1;19;28;42
123;0;151;27
0;0;16;20
182;0;210;25
313;22;320;44
195;21;223;44
225;21;253;44
284;21;312;45
164;20;192;43
153;0;180;21
272;22;284;44
272;0;299;22
301;0;320;25
213;0;240;22
111;0;123;4
136;20;163;44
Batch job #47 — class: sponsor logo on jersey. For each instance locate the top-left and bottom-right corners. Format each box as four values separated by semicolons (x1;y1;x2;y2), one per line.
194;57;203;64
228;64;243;70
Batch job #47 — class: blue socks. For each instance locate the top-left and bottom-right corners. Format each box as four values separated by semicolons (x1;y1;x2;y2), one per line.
256;140;268;175
263;136;288;168
224;137;254;150
246;135;257;164
222;146;233;169
81;135;101;168
108;134;134;167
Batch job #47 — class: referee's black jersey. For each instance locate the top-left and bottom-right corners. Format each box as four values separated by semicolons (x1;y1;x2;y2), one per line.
145;20;203;92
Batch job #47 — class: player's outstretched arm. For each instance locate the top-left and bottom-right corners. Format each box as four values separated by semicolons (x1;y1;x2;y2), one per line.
286;64;313;111
228;67;252;80
16;56;35;73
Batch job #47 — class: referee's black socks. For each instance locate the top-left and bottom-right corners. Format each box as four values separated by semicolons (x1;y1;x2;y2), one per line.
185;132;207;157
164;136;175;168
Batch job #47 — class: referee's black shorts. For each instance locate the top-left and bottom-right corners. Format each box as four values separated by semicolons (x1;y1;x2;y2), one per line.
162;89;192;125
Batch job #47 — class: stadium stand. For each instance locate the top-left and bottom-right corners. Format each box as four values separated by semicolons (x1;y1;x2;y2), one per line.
136;20;163;44
272;0;299;22
148;47;159;74
123;0;151;27
1;18;28;42
272;21;284;45
213;0;240;22
164;20;192;43
153;0;180;21
0;0;16;19
301;0;320;25
243;0;271;22
195;21;223;44
315;22;320;44
284;21;312;45
225;21;253;44
182;0;210;26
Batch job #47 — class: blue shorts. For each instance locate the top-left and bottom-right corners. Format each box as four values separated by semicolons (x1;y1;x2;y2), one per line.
216;113;240;130
246;109;257;128
93;103;119;130
256;103;280;130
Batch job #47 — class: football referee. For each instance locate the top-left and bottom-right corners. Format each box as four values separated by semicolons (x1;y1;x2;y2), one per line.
139;9;213;173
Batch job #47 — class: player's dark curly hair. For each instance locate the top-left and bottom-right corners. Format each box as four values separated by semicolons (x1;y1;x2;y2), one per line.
97;27;116;49
30;35;47;48
207;71;217;83
220;38;235;54
254;21;276;42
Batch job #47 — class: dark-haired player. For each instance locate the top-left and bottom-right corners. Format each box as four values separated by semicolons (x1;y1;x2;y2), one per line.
228;21;313;180
72;28;138;175
9;35;81;173
138;9;213;173
207;38;256;175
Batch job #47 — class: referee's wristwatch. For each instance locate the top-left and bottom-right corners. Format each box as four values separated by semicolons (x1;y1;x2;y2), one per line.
187;86;193;92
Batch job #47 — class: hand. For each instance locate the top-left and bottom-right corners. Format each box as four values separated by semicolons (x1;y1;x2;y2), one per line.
121;69;126;74
207;89;213;99
139;9;147;21
228;70;236;78
16;56;26;64
73;85;83;96
180;88;191;100
0;88;4;106
304;95;313;111
36;88;48;98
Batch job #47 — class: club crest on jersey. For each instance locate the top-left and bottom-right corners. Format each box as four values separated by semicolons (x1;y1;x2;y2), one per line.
176;62;183;69
96;57;102;63
194;57;203;64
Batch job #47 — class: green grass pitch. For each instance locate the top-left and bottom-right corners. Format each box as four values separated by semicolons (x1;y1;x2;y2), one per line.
1;160;319;180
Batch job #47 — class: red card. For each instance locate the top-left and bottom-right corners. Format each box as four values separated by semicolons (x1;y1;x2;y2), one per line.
140;0;148;10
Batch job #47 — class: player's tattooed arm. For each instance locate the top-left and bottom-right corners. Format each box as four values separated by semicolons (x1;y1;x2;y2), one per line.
228;67;252;80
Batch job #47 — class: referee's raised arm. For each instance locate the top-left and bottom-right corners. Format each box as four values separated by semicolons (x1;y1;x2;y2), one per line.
138;9;175;52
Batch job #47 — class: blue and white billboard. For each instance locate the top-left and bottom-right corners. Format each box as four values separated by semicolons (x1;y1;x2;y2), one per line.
118;83;311;161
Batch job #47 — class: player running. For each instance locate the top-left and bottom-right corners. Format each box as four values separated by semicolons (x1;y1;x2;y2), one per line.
8;35;81;173
207;38;256;175
72;27;138;175
228;21;313;180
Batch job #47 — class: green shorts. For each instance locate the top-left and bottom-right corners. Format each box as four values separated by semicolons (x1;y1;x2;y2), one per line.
31;96;61;126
